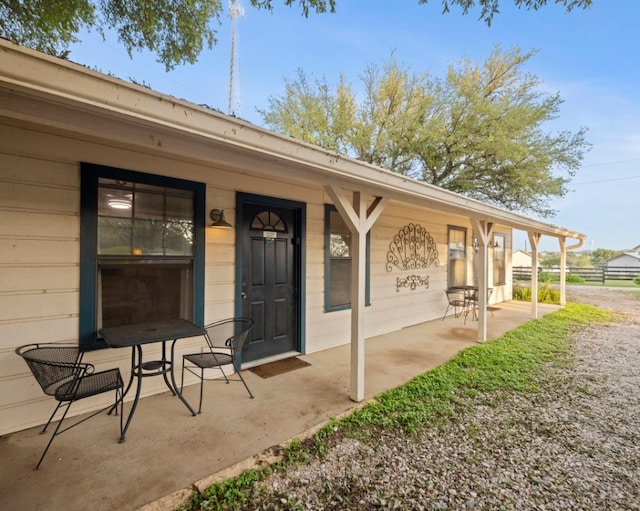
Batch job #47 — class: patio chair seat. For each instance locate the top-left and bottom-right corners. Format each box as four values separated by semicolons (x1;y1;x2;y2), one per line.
55;369;123;401
183;351;233;369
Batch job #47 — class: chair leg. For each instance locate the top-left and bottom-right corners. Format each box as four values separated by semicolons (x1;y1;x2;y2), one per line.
36;386;124;470
115;387;124;440
198;367;204;414
41;401;65;434
212;353;231;384
35;401;72;470
234;363;254;399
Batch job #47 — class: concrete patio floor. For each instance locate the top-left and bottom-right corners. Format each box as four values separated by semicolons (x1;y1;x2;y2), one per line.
0;300;559;511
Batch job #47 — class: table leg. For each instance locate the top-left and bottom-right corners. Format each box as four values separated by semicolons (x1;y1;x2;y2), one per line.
108;347;135;416
119;345;144;442
170;339;197;416
160;342;175;396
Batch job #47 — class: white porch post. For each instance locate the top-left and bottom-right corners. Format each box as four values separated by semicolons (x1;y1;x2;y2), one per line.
559;237;567;306
471;219;493;343
528;232;541;319
325;186;387;402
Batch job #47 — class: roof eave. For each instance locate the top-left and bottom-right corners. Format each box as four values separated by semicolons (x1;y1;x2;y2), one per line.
0;40;586;244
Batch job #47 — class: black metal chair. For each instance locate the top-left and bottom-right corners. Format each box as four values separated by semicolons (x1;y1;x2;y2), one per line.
181;317;255;413
442;289;468;320
15;343;124;470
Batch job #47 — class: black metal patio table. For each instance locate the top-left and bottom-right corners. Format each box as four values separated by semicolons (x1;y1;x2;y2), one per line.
448;285;493;321
99;318;207;442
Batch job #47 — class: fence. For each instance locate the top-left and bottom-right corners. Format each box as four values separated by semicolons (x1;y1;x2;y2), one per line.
513;266;640;284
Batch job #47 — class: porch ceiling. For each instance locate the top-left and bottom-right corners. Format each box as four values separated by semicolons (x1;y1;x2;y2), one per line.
0;40;585;243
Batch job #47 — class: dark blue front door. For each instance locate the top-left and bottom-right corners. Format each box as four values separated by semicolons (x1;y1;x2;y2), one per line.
239;201;300;362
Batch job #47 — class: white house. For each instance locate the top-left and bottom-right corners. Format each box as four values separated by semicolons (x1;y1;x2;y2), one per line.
606;245;640;268
0;40;586;436
512;250;541;268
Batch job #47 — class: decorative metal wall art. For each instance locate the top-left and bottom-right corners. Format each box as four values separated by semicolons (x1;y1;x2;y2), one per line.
386;223;440;273
396;275;430;292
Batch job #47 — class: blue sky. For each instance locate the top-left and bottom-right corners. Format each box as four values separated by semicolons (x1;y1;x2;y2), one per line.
69;1;640;252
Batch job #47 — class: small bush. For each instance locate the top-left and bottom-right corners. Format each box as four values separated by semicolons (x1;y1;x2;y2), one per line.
538;281;560;303
538;271;559;282
513;281;559;304
513;283;531;301
566;273;585;284
633;275;640;286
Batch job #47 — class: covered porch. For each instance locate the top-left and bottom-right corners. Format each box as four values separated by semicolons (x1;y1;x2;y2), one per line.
0;300;560;511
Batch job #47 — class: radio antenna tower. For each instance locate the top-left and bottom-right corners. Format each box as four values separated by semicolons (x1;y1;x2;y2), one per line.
228;0;244;116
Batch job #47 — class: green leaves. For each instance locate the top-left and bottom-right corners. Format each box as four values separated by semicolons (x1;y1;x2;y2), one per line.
419;0;592;26
0;0;95;56
0;0;336;71
261;46;590;217
100;0;221;69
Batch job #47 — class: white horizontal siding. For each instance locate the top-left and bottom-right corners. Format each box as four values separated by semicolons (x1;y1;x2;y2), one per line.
0;122;512;436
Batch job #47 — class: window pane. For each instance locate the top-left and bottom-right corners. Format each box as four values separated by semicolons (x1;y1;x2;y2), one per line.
132;218;165;255
167;194;193;221
250;210;287;232
100;264;193;328
98;178;133;216
135;191;164;220
330;258;351;308
329;210;351;306
493;234;506;285
98;180;194;256
165;219;194;255
450;259;466;287
330;211;350;257
324;205;370;311
98;217;132;255
166;194;194;255
448;226;467;288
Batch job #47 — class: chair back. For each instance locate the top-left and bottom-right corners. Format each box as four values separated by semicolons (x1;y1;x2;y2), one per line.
204;317;254;354
15;344;83;396
445;289;465;304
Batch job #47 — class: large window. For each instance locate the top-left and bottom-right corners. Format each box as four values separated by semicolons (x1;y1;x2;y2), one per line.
324;205;370;311
493;233;506;285
80;163;205;349
448;226;467;288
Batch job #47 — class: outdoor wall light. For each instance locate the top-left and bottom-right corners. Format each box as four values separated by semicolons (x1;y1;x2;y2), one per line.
210;209;233;229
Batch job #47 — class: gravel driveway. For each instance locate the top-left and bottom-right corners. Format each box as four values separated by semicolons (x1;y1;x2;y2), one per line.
245;286;640;510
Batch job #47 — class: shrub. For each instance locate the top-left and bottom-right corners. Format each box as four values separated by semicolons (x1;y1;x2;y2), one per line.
566;273;585;284
513;283;531;301
538;271;559;282
538;281;560;303
513;281;559;304
633;275;640;286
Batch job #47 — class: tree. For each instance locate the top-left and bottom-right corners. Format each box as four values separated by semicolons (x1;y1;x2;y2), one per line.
0;0;336;70
590;248;622;267
0;1;592;70
420;0;593;25
260;46;590;218
541;255;560;267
